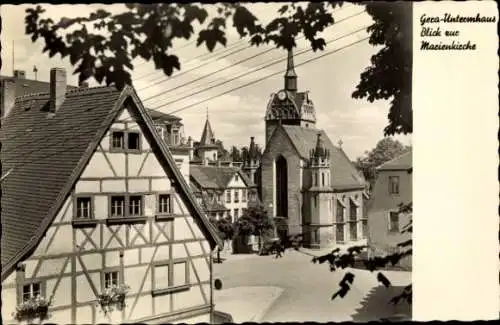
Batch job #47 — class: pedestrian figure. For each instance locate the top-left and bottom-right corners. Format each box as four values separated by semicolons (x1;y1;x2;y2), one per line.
275;241;284;258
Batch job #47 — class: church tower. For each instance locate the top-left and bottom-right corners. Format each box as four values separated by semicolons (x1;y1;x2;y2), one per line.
307;133;333;248
242;136;260;185
264;49;317;144
196;110;219;163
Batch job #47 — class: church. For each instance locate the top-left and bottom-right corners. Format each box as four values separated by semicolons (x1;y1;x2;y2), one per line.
242;50;369;248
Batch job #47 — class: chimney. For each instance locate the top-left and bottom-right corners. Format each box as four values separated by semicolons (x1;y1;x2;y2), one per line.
49;68;67;113
1;79;16;118
13;70;26;79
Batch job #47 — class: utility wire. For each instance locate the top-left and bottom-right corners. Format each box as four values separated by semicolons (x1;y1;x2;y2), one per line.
133;3;354;85
164;35;369;116
147;25;368;109
2;22;369;158
133;5;273;82
3;34;368;174
141;9;366;104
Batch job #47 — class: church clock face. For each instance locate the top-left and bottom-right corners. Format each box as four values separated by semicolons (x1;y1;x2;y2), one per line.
277;90;287;101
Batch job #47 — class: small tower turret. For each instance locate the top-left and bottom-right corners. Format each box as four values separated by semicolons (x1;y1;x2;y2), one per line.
309;133;331;188
243;136;260;185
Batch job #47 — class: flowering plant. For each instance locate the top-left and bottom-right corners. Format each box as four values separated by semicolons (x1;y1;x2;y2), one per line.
13;296;52;322
96;284;130;315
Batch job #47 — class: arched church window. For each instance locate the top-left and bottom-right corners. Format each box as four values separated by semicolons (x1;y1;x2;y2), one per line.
321;173;325;187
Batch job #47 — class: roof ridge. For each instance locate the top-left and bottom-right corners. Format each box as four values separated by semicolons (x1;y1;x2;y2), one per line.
14;85;118;101
377;150;412;169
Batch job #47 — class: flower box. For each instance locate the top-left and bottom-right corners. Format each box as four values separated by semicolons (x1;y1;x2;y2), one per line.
96;284;130;315
13;296;52;322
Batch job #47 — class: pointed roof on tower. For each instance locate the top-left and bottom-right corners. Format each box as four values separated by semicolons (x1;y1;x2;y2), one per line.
310;132;329;160
199;108;216;146
248;136;259;160
284;48;297;92
285;48;297;78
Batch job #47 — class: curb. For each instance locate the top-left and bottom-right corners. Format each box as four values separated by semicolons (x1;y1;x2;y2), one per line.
249;288;284;322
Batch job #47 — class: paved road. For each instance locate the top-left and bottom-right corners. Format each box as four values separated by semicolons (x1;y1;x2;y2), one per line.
213;250;411;322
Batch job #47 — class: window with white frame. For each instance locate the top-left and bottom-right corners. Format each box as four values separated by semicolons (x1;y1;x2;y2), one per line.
234;190;239;203
173;261;188;287
158;194;172;214
76;197;92;219
156;126;165;140
388;176;400;195
389;211;399;233
111;131;124;149
153;260;190;292
104;271;120;289
242;189;247;202
234;208;239;219
226;190;231;203
22;282;41;302
129;196;142;216
111;196;125;217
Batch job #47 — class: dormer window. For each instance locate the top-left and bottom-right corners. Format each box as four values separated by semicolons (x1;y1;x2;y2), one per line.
128;132;140;150
111;131;124;149
110;130;141;152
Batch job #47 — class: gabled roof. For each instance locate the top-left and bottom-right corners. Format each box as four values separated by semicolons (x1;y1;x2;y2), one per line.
190;165;251;189
146;108;182;123
199;117;217;148
264;124;365;190
1;85;222;280
377;150;412;171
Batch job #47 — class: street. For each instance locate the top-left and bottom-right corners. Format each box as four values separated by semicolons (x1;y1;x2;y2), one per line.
213;249;411;322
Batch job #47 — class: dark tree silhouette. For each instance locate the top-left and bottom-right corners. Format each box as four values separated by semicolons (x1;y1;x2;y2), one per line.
355;137;411;188
352;2;413;136
23;2;412;134
240;204;275;250
13;0;416;310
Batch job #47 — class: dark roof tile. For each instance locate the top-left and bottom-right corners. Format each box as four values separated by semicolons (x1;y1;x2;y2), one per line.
279;125;365;189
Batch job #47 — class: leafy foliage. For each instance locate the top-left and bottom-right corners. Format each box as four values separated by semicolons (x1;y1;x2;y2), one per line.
352;2;413;136
210;216;235;241
24;2;343;90
307;202;413;305
96;284;130;315
25;2;412;136
355;137;411;188
233;215;255;236
241;204;275;238
13;296;52;322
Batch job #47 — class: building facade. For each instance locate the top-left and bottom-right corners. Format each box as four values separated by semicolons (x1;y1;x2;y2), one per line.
190;165;258;222
259;50;368;248
1;69;221;324
367;150;412;269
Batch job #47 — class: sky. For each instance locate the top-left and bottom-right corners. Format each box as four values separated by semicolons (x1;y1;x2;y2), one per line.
1;3;411;159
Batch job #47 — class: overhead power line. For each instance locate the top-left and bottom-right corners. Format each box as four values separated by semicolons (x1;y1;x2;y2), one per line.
133;3;354;85
140;9;367;103
2;19;369;159
146;24;368;109
3;32;368;173
162;34;369;116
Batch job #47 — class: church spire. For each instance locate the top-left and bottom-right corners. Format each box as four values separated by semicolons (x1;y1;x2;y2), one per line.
200;109;215;145
284;48;297;92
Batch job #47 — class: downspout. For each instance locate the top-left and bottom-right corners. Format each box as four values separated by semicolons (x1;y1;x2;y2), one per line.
209;243;220;323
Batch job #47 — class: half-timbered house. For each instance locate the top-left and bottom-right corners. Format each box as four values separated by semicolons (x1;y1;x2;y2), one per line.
1;68;222;324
